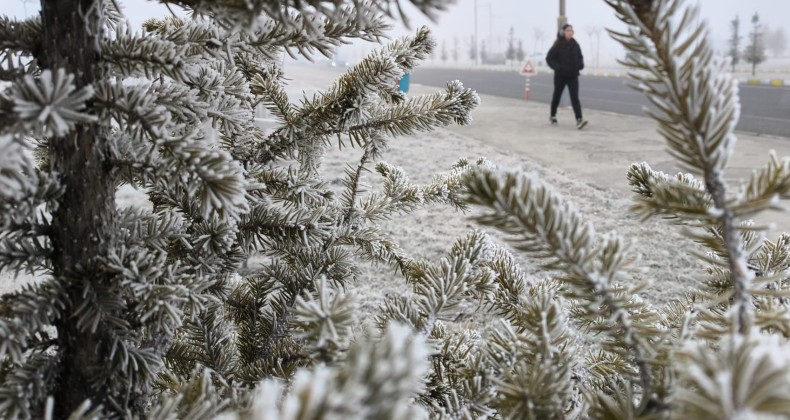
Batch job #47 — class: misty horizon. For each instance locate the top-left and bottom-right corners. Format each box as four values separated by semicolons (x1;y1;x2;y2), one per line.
6;0;790;69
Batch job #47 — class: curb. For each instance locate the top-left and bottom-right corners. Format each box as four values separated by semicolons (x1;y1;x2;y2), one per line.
745;78;789;87
587;73;789;87
421;65;790;88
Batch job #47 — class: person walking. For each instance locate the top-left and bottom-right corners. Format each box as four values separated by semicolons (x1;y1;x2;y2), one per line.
546;23;587;129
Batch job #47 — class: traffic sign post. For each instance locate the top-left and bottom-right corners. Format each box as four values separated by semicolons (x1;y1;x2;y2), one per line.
519;60;537;101
524;78;531;101
519;60;537;77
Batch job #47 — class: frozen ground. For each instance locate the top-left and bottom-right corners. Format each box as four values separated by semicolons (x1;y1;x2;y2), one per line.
6;62;779;322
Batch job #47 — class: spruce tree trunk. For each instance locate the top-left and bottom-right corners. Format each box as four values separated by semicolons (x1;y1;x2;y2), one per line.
39;0;117;415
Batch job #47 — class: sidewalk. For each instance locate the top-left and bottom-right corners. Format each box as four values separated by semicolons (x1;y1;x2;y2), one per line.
407;81;790;234
286;63;790;234
421;62;790;87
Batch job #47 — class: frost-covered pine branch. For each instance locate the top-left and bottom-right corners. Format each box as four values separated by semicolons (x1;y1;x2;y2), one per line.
606;0;756;333
462;168;664;412
6;0;790;418
0;0;482;417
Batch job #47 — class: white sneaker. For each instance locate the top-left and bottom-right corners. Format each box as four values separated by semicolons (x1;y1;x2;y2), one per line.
576;119;588;130
550;116;558;125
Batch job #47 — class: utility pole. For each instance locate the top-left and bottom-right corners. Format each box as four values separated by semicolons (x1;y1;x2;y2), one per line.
489;2;493;47
474;0;479;65
558;0;567;34
20;0;35;17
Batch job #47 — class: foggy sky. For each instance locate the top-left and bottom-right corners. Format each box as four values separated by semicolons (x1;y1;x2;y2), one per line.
393;0;790;65
5;0;790;66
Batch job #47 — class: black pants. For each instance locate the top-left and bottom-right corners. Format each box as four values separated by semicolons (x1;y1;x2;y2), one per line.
550;74;582;121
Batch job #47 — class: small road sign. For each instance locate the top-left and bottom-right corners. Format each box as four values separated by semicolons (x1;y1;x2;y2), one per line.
520;61;538;77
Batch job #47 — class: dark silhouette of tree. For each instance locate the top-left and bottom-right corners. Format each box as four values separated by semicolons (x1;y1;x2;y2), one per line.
506;27;516;64
766;26;787;57
744;12;766;76
728;15;741;72
533;27;544;55
585;25;602;68
516;39;526;62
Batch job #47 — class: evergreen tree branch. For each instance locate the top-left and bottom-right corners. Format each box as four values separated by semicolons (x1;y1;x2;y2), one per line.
246;7;390;59
249;66;295;125
606;0;753;334
464;168;661;411
102;25;195;82
627;162;713;223
142;17;224;58
0;16;42;57
245;322;430;419
0;65;26;83
0;134;38;204
247;165;333;207
0;93;15;130
167;305;237;379
674;332;790;417
237;203;333;250
1;173;63;232
366;157;488;220
2;0;484;416
163;138;250;221
330;80;479;139
10;69;97;137
116;208;186;254
0;353;58;419
0;233;51;275
735;151;790;218
342;148;373;224
148;368;229;420
258;27;439;163
479;245;529;319
334;225;413;272
291;276;356;362
163;0;447;33
379;231;494;335
0;279;65;364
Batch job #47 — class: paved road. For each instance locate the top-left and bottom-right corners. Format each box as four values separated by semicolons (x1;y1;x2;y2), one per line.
411;68;790;137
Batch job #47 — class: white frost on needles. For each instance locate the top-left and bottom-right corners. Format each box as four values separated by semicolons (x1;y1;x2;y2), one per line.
12;69;97;137
0;134;35;201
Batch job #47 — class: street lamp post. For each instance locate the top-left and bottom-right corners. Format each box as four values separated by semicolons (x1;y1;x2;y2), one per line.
558;0;567;34
474;0;479;65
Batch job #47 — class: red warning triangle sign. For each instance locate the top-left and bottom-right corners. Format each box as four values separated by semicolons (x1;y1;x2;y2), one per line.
520;61;537;76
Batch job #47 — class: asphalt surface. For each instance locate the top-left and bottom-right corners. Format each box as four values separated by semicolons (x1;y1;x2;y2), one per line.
411;67;790;138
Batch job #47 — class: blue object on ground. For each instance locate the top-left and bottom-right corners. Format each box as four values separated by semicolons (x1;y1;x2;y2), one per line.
398;73;410;93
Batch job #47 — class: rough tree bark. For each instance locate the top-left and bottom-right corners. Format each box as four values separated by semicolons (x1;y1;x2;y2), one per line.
39;0;118;415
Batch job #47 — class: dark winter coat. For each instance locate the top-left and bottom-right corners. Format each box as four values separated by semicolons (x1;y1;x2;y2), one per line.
546;38;584;79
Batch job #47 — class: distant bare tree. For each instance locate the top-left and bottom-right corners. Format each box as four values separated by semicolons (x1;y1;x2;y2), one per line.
506;27;516;64
516;40;525;62
452;36;459;62
744;12;767;76
584;26;602;68
467;35;477;63
440;41;448;63
765;26;787;57
728;15;741;72
533;27;544;55
585;26;596;67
